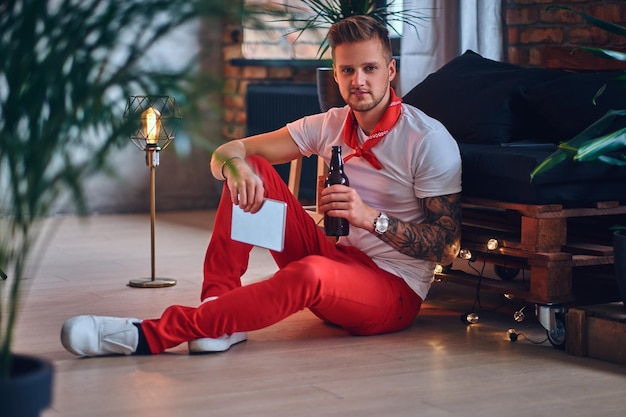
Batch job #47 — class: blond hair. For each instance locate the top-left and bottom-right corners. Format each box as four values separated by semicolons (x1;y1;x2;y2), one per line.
328;15;392;62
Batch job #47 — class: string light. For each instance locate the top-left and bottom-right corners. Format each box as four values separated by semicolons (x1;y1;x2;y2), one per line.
461;312;479;324
459;238;508;328
506;328;549;345
434;264;443;274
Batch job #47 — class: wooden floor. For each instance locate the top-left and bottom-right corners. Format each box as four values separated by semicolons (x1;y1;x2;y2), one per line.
12;210;626;417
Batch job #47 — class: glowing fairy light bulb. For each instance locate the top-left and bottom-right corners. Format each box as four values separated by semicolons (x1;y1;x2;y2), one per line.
465;312;479;324
514;306;526;322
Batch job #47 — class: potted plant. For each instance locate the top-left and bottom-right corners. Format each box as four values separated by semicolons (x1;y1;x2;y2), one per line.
246;0;429;110
530;6;626;307
0;1;233;415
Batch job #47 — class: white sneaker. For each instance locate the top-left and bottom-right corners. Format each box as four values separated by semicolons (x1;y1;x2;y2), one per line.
188;332;247;354
61;315;141;357
187;295;247;353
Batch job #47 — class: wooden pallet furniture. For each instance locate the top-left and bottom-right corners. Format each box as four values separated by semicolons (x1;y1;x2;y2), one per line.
446;197;626;305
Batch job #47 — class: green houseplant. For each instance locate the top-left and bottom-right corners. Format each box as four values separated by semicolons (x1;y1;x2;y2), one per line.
530;6;626;179
279;0;428;57
0;1;234;415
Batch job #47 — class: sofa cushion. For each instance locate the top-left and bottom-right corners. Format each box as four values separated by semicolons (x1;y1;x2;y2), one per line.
403;50;564;144
522;72;626;143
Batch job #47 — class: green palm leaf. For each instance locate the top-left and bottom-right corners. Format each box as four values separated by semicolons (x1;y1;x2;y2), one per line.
578;46;626;62
576;127;626;164
530;110;626;179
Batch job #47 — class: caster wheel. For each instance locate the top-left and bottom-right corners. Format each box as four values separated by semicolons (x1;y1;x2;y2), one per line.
494;265;520;281
546;313;566;350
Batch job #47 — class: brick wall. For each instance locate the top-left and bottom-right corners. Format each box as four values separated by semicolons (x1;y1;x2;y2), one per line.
220;15;319;141
505;0;626;69
218;0;326;141
220;17;248;141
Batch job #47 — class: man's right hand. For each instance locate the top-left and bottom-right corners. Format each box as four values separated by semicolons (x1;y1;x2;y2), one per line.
211;127;303;213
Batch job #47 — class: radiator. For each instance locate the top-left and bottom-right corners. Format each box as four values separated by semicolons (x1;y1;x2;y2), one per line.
246;82;321;203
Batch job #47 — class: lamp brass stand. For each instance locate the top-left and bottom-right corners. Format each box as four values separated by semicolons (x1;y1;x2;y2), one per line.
124;96;181;288
128;144;176;288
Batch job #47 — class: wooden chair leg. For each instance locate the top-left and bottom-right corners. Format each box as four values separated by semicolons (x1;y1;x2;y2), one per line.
288;156;328;223
288;158;303;199
316;157;328;213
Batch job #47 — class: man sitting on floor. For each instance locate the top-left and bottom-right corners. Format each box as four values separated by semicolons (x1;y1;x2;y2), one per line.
61;15;462;357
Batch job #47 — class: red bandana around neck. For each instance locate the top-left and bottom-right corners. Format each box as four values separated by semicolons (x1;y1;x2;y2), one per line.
342;88;402;170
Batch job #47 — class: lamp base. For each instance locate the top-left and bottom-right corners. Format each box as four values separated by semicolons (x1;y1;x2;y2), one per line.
128;278;177;288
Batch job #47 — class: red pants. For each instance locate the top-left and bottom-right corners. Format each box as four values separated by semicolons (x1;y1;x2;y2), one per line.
141;156;422;353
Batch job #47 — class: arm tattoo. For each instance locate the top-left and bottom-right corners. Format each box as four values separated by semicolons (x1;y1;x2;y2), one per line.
378;193;462;264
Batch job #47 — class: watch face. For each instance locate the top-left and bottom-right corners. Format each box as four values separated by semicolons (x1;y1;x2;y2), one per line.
376;216;389;234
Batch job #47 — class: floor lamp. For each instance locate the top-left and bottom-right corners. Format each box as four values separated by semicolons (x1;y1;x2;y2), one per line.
124;96;181;288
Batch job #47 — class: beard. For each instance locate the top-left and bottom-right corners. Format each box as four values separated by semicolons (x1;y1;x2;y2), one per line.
345;88;387;113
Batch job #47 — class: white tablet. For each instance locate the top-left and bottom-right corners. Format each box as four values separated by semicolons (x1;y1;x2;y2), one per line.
231;199;287;252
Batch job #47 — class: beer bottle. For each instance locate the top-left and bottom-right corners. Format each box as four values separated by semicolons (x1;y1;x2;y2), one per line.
324;146;350;236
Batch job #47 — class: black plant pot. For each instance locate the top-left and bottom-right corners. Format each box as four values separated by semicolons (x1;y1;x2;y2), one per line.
614;230;626;307
316;67;346;112
0;354;53;417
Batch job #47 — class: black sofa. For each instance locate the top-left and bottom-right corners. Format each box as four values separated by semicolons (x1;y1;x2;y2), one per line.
402;50;626;206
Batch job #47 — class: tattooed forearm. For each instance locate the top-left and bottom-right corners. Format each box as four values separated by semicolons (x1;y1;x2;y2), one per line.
378;193;462;264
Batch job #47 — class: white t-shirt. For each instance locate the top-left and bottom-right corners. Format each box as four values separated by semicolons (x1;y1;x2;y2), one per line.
286;103;462;300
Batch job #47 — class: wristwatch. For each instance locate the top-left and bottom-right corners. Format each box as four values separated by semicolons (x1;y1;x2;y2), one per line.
374;212;389;235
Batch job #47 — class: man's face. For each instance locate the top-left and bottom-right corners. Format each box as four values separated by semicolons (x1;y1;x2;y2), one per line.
333;38;396;113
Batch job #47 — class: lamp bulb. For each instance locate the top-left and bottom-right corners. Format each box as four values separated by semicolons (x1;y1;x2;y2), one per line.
434;264;443;275
143;106;161;144
507;328;519;341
